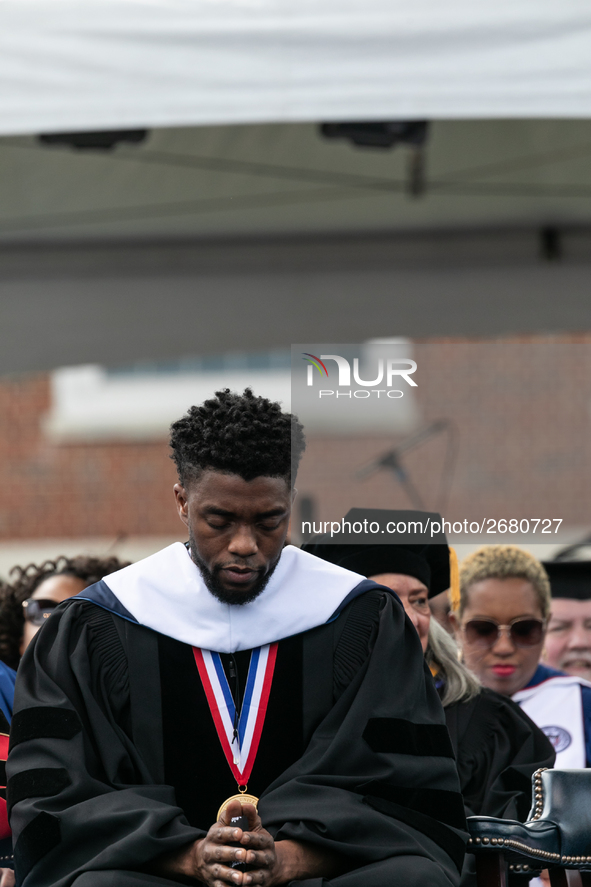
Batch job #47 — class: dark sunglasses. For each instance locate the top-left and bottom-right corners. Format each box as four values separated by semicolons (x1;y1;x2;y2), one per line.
22;599;59;626
463;617;545;648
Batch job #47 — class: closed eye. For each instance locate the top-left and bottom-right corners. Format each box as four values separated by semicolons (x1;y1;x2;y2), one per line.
206;520;232;530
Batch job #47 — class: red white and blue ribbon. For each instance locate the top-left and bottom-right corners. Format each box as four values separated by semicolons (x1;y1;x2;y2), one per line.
193;643;278;785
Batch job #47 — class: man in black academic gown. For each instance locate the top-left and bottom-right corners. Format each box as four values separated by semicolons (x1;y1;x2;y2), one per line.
7;389;466;887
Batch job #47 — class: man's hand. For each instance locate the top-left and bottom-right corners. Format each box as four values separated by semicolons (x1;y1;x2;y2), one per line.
152;799;277;887
190;800;278;887
152;798;346;887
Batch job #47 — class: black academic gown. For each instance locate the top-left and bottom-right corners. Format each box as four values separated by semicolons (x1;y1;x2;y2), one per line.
444;688;556;821
7;588;467;887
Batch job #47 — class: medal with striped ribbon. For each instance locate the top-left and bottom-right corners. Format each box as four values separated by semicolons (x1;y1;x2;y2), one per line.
193;643;278;820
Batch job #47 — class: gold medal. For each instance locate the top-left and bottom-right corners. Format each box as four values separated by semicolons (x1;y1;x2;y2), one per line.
217;787;259;821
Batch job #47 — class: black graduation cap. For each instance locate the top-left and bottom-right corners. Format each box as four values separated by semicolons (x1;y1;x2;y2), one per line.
543;561;591;601
302;508;452;599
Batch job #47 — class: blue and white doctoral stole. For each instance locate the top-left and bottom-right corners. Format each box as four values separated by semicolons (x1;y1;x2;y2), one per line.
513;674;591;767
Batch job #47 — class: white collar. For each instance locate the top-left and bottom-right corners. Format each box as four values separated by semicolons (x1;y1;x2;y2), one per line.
103;542;366;652
513;672;591;702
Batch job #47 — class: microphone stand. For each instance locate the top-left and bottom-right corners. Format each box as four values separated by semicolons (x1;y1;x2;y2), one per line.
355;419;458;513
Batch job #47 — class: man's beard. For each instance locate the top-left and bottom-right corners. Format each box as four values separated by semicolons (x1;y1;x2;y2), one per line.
187;530;280;606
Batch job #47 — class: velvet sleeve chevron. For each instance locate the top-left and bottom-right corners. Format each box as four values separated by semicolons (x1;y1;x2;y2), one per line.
6;601;201;887
7;588;466;887
333;589;382;699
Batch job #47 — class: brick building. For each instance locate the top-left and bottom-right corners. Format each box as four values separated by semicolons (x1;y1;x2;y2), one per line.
0;335;588;576
297;338;591;541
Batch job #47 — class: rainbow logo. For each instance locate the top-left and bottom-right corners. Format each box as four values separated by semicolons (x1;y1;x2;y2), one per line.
302;353;329;376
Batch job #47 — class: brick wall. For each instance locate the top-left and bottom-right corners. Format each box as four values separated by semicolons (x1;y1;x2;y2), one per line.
0;374;181;539
0;334;590;542
295;336;591;535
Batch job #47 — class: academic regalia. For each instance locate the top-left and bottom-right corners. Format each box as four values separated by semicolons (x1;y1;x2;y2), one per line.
513;663;591;767
444;687;555;820
443;686;556;887
7;543;467;887
303;530;454;602
520;560;591;766
0;656;19;871
304;517;556;826
543;560;591;601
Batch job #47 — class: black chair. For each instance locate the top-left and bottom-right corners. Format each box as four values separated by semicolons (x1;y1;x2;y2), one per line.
467;769;591;887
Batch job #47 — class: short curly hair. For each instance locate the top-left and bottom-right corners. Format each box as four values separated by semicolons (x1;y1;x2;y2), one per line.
0;554;130;670
169;388;306;487
458;545;551;619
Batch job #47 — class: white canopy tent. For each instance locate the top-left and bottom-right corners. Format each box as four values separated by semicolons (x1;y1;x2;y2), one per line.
1;0;591;136
1;3;591;373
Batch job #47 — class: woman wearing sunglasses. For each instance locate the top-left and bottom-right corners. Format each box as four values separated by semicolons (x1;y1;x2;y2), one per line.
454;545;591;768
0;554;130;678
0;555;130;886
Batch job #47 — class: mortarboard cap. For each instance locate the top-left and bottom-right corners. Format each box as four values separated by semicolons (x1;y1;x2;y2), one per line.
543;561;591;601
302;508;453;599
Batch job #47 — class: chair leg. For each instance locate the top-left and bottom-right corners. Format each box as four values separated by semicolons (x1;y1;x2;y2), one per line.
475;852;507;887
549;869;569;887
549;870;585;887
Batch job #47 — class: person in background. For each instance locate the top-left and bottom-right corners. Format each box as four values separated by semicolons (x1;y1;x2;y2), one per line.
0;705;11;887
543;560;591;682
0;581;16;726
0;643;16;881
0;555;131;886
305;518;554;823
0;554;131;675
454;545;591;767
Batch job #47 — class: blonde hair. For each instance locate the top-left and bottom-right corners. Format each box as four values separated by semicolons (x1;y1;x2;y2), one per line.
458;545;551;619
